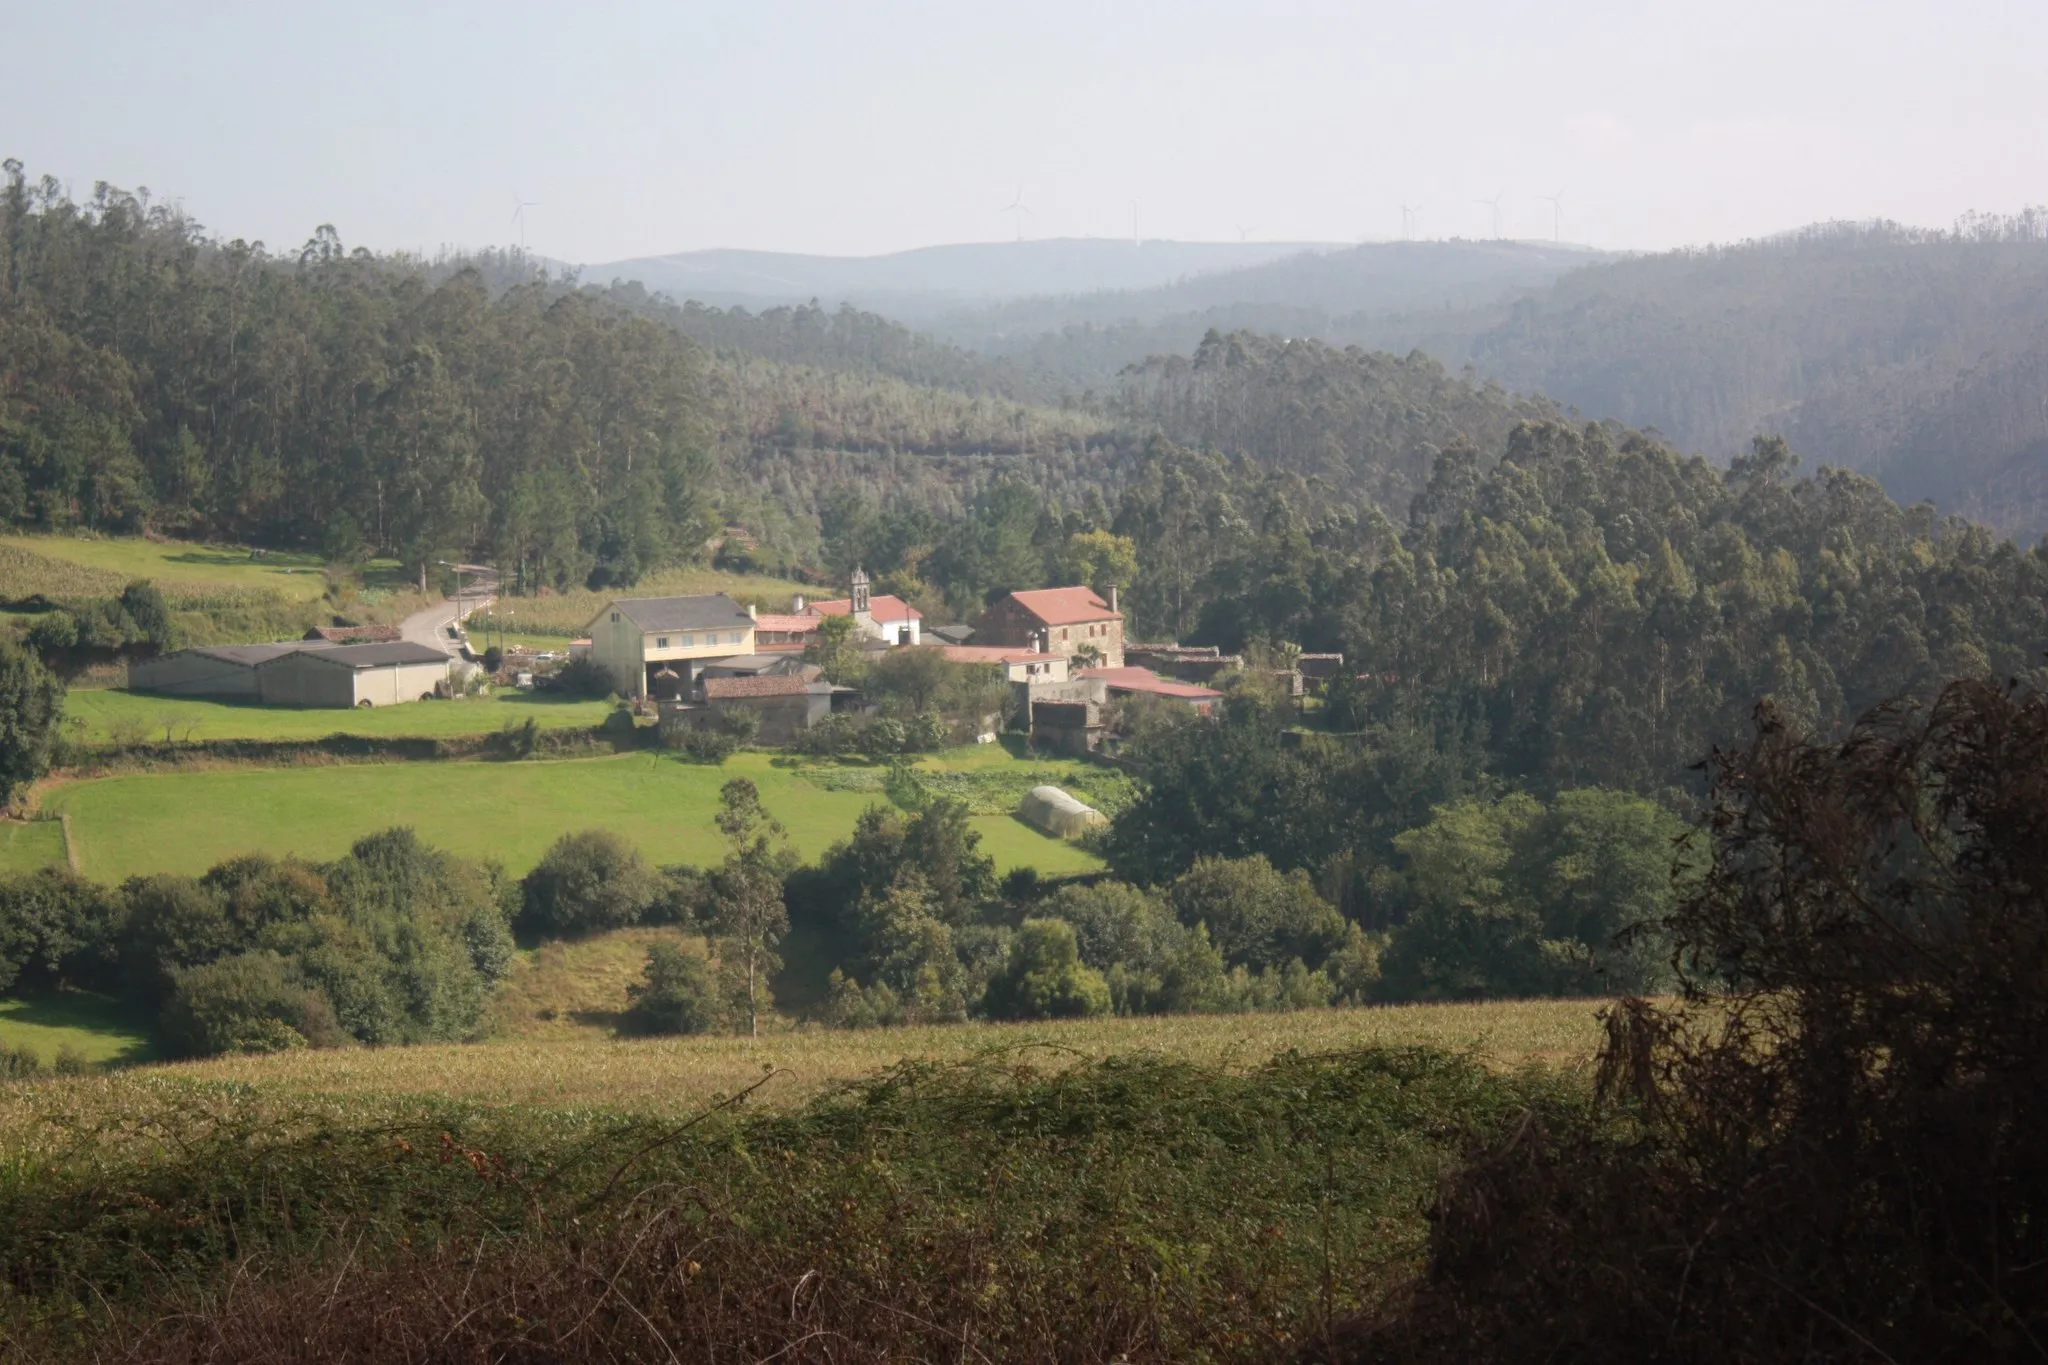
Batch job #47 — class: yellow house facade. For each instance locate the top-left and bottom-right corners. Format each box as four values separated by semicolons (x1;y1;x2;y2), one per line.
586;594;758;698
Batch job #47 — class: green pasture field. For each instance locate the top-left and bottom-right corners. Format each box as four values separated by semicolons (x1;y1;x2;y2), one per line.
63;688;612;745
0;990;152;1067
38;748;1108;881
0;819;67;873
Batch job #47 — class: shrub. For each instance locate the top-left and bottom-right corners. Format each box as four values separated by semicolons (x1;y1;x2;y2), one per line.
481;645;504;673
905;710;948;752
159;950;340;1057
0;635;64;808
518;830;661;938
1038;880;1233;1015
621;940;722;1036
487;716;542;759
790;713;864;756
669;725;739;763
118;580;176;650
0;1042;41;1078
551;656;614;698
983;918;1111;1020
1168;855;1347;972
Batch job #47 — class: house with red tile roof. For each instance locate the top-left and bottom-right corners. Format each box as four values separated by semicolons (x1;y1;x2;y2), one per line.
974;585;1123;668
801;567;922;646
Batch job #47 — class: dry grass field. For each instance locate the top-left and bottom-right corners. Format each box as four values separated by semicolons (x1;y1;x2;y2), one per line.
1;997;1609;1131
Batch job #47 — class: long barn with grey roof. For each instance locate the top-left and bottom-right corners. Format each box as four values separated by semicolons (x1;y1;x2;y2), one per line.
128;639;452;707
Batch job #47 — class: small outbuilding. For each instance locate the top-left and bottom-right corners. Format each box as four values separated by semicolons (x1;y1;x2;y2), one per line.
699;673;839;744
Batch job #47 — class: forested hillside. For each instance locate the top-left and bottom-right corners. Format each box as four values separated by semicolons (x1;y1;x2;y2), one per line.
1113;331;1556;511
914;218;2048;538
1454;215;2048;533
0;164;716;591
1099;425;2048;797
931;240;1602;392
0;164;1113;588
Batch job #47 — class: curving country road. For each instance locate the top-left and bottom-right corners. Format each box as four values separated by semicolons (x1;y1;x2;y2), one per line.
398;565;498;658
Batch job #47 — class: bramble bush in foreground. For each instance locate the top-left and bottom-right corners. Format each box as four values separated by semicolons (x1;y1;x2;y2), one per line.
0;1046;1562;1362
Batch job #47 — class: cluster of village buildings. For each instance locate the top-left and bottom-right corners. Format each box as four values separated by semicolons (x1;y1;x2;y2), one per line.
125;568;1336;751
584;569;1232;747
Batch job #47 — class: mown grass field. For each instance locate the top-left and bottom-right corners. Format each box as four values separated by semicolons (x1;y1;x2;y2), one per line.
38;748;1109;880
0;990;152;1066
5;997;1605;1124
0;819;66;873
63;687;612;745
467;565;816;638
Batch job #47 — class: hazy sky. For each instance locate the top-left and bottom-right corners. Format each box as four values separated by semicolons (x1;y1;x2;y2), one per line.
5;0;2043;264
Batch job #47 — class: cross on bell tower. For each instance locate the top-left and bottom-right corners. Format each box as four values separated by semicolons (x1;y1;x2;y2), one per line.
850;565;871;616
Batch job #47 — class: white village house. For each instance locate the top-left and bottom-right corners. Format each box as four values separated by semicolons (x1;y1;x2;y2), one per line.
584;594;759;700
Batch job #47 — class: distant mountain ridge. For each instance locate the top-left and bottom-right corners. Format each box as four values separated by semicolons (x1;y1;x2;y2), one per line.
576;238;1341;316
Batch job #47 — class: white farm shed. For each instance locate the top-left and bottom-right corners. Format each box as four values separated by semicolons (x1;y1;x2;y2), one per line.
253;642;453;708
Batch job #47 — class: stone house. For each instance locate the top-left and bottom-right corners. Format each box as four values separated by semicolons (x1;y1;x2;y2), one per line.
974;586;1124;668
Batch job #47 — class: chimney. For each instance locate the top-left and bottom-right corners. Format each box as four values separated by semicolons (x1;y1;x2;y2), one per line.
793;593;805;613
1107;584;1119;615
748;602;758;619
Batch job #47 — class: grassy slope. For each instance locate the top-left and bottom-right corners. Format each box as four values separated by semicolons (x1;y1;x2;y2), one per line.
0;534;336;603
63;688;613;745
78;997;1604;1116
484;926;703;1038
0;820;66;873
0;991;153;1066
42;748;1107;880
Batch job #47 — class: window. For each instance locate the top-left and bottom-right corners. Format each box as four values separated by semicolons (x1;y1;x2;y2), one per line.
682;634;695;647
732;632;744;644
610;612;620;623
656;637;669;649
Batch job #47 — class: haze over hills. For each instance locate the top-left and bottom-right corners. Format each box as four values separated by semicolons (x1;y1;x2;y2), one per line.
574;238;1341;316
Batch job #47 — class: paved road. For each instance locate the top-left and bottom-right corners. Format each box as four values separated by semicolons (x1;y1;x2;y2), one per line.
398;569;498;658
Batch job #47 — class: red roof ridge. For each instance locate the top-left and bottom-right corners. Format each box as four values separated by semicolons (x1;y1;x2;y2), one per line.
1000;586;1120;626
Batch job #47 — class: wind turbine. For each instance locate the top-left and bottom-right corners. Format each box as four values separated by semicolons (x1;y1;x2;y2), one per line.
1536;190;1565;243
1400;204;1421;240
510;192;539;250
1238;223;1256;242
1474;193;1505;240
998;185;1034;242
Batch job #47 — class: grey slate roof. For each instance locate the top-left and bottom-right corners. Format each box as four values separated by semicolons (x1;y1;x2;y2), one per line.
186;641;339;666
609;595;756;633
259;641;453;670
